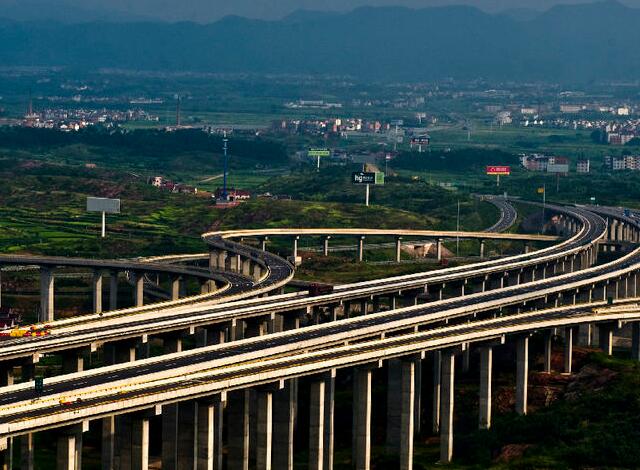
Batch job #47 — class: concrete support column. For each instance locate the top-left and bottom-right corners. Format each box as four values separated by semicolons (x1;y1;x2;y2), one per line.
386;359;402;451
261;237;269;252
358;236;365;262
132;272;144;308
256;390;274;470
242;258;252;277
21;433;34;470
309;380;326;470
56;433;76;470
578;323;592;347
564;327;573;374
516;337;529;416
217;250;227;269
439;350;455;464
273;380;297;470
599;323;613;355
208;250;218;270
0;363;14;387
161;337;184;470
109;270;118;311
395;237;402;263
61;349;84;375
543;331;553;373
630;323;640;361
131;417;150;470
323;236;331;257
92;270;103;314
479;239;485;259
227;390;250;470
171;276;181;301
436;239;443;262
399;360;416;470
39;266;54;322
353;368;372;470
478;347;492;430
431;351;441;434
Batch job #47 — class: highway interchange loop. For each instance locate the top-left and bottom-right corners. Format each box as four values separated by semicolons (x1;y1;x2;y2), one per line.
0;198;639;467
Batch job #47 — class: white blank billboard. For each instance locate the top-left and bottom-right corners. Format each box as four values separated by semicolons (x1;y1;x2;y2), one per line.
87;197;120;214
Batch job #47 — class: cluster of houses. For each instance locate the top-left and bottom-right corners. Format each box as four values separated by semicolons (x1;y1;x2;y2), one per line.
147;176;198;194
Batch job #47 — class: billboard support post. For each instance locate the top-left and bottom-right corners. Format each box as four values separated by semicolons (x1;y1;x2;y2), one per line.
87;197;121;239
352;171;384;207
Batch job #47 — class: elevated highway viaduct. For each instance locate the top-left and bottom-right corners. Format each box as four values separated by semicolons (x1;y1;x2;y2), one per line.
0;201;637;469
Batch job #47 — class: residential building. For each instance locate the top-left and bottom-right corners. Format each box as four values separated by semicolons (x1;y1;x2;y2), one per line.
576;159;590;174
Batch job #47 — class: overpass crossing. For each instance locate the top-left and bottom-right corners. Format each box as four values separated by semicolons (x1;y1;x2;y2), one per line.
0;200;639;469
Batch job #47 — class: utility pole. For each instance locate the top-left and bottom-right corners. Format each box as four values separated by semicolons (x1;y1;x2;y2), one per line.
456;200;460;257
222;131;229;200
541;183;546;234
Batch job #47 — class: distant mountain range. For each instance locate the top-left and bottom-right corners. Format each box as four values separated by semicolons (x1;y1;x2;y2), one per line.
1;1;639;82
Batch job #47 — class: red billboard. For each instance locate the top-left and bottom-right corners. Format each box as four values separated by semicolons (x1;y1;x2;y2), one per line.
486;166;511;176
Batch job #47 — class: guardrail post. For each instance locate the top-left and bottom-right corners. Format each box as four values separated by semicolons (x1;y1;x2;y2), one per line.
39;266;54;322
439;350;455;463
92;270;103;314
516;336;529;415
479;346;492;429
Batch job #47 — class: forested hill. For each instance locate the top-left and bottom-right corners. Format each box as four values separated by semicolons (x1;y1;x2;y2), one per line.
1;1;639;82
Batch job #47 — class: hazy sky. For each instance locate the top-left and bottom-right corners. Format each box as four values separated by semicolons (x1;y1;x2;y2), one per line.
16;0;640;22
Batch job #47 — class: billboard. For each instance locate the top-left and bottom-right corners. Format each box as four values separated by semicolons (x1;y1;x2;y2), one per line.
87;197;120;214
352;172;385;185
547;163;569;174
486;166;511;176
308;148;331;157
411;136;431;145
